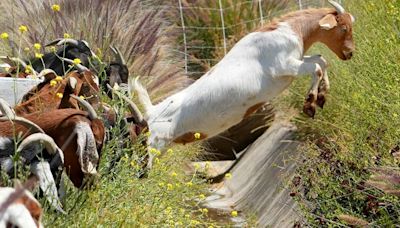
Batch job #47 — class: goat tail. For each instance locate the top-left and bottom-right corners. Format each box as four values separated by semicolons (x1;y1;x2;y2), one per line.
129;77;153;114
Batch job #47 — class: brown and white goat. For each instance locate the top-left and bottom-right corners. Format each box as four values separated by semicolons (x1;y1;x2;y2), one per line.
131;1;355;168
15;70;100;115
0;186;43;228
1;97;105;188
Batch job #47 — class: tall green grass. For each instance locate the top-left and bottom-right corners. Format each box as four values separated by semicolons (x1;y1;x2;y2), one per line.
283;0;400;226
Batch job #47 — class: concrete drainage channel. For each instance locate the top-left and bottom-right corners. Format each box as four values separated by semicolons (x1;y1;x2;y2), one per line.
197;119;302;227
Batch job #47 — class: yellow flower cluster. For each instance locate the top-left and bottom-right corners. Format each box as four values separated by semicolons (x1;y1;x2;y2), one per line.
225;172;232;179
231;210;238;217
35;53;43;59
19;25;28;33
51;4;61;12
56;93;63;98
0;32;8;40
194;132;201;139
50;80;57;87
73;58;81;65
34;43;41;50
64;33;71;39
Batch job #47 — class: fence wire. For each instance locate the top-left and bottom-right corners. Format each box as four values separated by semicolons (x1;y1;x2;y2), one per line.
172;0;344;76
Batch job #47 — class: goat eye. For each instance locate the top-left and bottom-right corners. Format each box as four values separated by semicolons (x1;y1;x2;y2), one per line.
341;27;347;33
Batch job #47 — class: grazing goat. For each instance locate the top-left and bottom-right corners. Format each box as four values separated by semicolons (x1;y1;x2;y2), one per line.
0;186;43;228
0;98;65;212
2;97;105;188
34;38;96;76
15;70;100;115
131;1;355;168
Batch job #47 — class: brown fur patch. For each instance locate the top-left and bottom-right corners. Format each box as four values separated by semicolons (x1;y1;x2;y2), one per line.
173;132;207;145
257;21;278;32
243;102;265;118
15;194;42;227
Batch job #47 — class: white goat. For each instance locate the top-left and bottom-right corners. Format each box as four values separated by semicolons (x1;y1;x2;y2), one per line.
131;0;355;167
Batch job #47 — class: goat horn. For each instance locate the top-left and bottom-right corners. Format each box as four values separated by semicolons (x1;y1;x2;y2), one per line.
106;84;144;124
0;98;16;119
44;38;63;47
68;77;78;90
0;116;45;134
70;94;98;120
17;133;64;163
110;46;126;65
328;0;345;14
54;38;79;46
61;57;90;72
37;69;57;80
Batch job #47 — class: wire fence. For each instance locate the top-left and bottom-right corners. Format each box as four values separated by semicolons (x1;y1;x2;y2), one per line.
172;0;344;76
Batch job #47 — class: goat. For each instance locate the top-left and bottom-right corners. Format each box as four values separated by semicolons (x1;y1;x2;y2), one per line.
2;96;105;188
34;38;96;76
0;99;65;212
15;69;100;115
0;186;43;228
131;1;355;168
103;46;129;96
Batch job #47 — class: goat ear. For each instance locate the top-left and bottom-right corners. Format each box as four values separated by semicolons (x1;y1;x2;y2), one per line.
319;14;337;30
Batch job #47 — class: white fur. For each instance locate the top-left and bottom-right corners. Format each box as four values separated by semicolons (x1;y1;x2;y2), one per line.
75;122;98;174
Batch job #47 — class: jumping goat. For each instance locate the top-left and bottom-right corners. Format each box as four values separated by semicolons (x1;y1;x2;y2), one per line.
131;0;355;168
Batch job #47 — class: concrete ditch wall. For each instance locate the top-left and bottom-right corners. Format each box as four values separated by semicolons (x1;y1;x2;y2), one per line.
205;120;302;227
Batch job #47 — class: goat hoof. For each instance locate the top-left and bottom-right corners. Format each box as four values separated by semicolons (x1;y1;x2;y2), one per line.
303;102;316;118
317;94;326;108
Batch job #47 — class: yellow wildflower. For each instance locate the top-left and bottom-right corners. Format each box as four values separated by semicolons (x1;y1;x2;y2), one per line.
33;43;41;50
185;181;193;187
79;95;85;100
50;46;56;52
56;93;63;98
167;183;174;191
202;208;208;214
24;65;33;74
24;47;30;52
205;161;211;169
35;53;43;59
158;182;165;187
167;148;173;155
194;132;201;139
55;76;63;82
51;4;60;12
63;33;70;39
154;158;160;164
194;163;201;170
50;80;57;87
199;194;206;200
130;161;136;167
225;173;232;179
170;172;177;177
73;58;81;65
0;32;8;40
145;131;151;137
19;25;28;33
185;214;190;218
231;210;238;217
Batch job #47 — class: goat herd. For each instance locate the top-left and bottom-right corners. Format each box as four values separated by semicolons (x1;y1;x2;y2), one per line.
0;38;146;227
0;0;356;226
